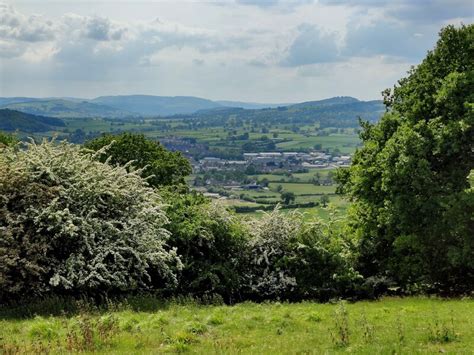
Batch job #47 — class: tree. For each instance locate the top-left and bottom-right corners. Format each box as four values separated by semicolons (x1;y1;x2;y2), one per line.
281;191;296;205
84;133;191;188
259;178;270;187
338;25;474;292
245;164;257;175
312;172;322;185
320;195;330;208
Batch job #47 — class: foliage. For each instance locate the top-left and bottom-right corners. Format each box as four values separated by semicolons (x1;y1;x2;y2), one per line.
0;140;180;302
245;208;302;299
338;25;474;292
280;191;296;205
245;207;358;300
0;131;18;147
161;191;249;302
84;133;191;188
287;216;360;300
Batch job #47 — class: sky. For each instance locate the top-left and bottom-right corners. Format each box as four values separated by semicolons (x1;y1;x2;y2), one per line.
0;0;472;102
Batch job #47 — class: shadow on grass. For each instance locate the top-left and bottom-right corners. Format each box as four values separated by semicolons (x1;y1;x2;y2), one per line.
0;293;208;320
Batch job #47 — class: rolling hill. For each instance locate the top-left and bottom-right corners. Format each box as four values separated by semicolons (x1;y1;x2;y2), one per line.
177;97;385;128
0;99;135;118
0;109;65;132
91;95;223;116
0;95;384;124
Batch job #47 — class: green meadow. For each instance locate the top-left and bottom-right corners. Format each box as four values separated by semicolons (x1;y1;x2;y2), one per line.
1;297;473;354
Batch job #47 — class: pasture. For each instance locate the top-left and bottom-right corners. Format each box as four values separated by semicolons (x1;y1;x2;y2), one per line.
1;297;472;354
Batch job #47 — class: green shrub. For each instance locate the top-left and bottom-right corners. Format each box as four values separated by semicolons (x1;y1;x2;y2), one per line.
162;191;249;302
0;131;18;147
0;140;180;302
288;218;361;300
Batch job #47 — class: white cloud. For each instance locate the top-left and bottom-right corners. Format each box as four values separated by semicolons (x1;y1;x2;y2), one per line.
0;3;56;42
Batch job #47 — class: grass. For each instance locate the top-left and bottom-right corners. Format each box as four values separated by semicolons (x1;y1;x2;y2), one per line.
269;182;336;195
1;297;473;354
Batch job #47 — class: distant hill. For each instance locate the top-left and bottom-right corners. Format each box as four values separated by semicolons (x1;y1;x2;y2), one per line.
178;97;384;128
0;99;135;118
0;97;45;106
92;95;222;116
216;100;292;110
290;96;360;109
0;109;65;132
0;95;383;122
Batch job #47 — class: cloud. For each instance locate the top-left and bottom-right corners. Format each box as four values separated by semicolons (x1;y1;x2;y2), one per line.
343;20;437;60
281;24;341;66
237;0;280;6
0;39;24;57
0;3;56;42
83;16;127;41
236;0;313;7
320;0;474;24
386;0;474;24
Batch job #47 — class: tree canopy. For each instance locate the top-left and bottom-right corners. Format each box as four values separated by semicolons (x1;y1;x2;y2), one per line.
338;24;474;292
84;133;192;188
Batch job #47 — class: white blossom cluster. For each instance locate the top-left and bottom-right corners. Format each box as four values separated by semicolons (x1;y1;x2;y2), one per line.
0;140;180;300
246;207;303;298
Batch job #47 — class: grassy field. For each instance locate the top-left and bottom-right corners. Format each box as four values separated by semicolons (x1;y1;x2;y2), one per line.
1;297;473;354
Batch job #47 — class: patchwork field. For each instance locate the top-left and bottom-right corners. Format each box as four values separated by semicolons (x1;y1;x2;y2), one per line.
1;297;473;354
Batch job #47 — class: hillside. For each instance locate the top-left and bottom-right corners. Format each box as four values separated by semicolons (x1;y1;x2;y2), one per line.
179;97;384;128
0;99;135;118
290;96;360;108
92;95;222;116
216;100;292;109
0;109;65;132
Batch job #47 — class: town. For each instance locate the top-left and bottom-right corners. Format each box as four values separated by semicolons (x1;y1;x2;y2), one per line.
194;151;351;173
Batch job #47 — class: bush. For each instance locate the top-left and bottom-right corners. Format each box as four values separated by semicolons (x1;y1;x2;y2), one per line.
0;140;180;302
245;207;359;301
162;191;249;302
288;218;361;301
0;131;18;147
245;208;302;299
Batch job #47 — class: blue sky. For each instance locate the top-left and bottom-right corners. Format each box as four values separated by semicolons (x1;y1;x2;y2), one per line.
0;0;472;102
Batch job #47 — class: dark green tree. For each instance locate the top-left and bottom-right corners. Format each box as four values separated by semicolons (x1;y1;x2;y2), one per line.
281;191;296;205
320;195;330;208
84;133;192;188
338;25;474;292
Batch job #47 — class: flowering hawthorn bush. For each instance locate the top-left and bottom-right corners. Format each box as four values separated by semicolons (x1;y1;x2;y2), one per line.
0;140;180;302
